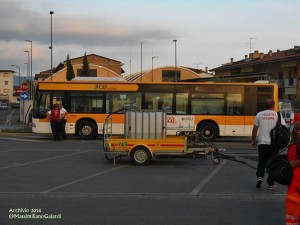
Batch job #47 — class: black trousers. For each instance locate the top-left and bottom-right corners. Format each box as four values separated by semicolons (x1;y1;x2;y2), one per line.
60;119;66;139
256;144;276;185
50;120;61;140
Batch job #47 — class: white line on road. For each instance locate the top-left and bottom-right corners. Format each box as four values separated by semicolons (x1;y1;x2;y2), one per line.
41;165;128;194
190;159;227;196
0;137;51;143
0;149;17;153
0;192;287;200
0;150;92;170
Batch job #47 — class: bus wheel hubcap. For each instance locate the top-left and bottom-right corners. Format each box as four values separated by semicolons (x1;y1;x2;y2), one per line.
204;130;211;136
82;126;92;135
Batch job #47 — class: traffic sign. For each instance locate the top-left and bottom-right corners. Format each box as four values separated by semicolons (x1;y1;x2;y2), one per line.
20;92;29;101
20;82;29;92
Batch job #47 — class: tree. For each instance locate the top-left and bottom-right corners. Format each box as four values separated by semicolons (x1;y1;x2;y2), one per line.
66;54;75;81
81;52;89;77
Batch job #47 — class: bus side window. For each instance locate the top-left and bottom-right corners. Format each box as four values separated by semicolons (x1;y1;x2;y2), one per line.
145;93;173;112
76;106;84;112
176;93;188;115
227;94;242;115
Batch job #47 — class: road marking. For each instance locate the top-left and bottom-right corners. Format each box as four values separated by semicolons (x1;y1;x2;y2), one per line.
190;159;227;196
0;150;92;170
0;192;286;200
0;149;17;153
41;165;128;194
0;137;51;143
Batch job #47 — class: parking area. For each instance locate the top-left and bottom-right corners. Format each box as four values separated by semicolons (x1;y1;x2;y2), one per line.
0;135;287;225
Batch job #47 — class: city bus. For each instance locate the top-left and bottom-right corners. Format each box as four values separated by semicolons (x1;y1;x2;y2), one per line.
32;80;278;140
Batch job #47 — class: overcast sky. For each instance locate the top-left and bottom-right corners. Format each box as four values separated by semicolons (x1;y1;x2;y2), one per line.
1;0;300;80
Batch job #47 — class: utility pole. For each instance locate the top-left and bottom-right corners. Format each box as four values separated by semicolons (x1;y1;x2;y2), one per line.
140;42;143;81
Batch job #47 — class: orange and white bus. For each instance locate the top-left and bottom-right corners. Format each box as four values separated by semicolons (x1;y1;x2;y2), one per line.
32;80;278;140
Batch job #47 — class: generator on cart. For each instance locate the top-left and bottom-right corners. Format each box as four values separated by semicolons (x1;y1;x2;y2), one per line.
102;110;220;165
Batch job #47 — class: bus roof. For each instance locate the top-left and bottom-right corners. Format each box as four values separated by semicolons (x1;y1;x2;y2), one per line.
72;77;126;82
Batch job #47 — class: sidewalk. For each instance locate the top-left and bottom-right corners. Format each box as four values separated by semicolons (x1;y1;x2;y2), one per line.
0;122;32;136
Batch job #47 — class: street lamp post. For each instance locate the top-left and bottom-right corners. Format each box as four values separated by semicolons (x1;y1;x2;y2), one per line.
11;64;21;86
173;39;177;82
50;11;54;80
24;62;28;82
26;40;32;99
24;51;30;82
152;56;159;82
140;42;143;81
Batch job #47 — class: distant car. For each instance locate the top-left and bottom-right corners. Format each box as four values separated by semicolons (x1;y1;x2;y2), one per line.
11;102;20;109
0;103;8;110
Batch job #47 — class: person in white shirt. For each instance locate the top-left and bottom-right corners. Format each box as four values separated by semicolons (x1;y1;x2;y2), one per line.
59;104;68;139
251;98;286;190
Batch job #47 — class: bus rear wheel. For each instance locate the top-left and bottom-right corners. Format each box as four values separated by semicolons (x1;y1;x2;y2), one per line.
130;146;151;165
77;120;97;140
198;123;218;141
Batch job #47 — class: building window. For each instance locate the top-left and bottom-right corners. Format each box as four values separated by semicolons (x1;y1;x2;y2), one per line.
162;70;180;82
77;69;97;77
5;81;8;85
289;71;294;86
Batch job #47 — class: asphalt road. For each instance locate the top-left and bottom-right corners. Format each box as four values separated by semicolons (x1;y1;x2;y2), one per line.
0;135;287;225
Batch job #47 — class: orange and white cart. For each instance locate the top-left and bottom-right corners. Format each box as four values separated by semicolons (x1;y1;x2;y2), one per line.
102;110;220;165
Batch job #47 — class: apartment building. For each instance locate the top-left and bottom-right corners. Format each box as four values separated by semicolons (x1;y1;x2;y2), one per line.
210;46;300;100
0;70;15;103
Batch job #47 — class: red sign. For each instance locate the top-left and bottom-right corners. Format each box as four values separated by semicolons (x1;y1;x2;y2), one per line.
20;82;29;91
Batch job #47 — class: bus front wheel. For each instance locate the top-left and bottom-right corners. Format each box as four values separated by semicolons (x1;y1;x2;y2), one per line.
77;120;97;140
198;123;218;141
130;146;151;166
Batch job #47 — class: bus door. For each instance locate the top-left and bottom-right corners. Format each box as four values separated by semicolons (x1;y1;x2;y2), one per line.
224;93;245;136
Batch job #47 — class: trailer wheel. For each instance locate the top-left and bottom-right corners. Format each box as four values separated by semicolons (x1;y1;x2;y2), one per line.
212;157;220;164
105;155;114;161
131;146;151;165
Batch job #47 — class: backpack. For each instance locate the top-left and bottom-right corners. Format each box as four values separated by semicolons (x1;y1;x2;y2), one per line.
51;108;61;122
266;148;293;186
270;111;290;152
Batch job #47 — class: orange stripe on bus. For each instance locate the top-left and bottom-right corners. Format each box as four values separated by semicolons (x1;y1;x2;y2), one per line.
160;144;184;147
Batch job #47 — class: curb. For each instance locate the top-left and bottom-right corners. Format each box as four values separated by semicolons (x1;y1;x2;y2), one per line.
0;132;34;137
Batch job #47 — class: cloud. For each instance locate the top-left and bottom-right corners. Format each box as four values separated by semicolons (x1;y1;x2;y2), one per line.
1;0;300;77
0;0;178;76
0;0;175;48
